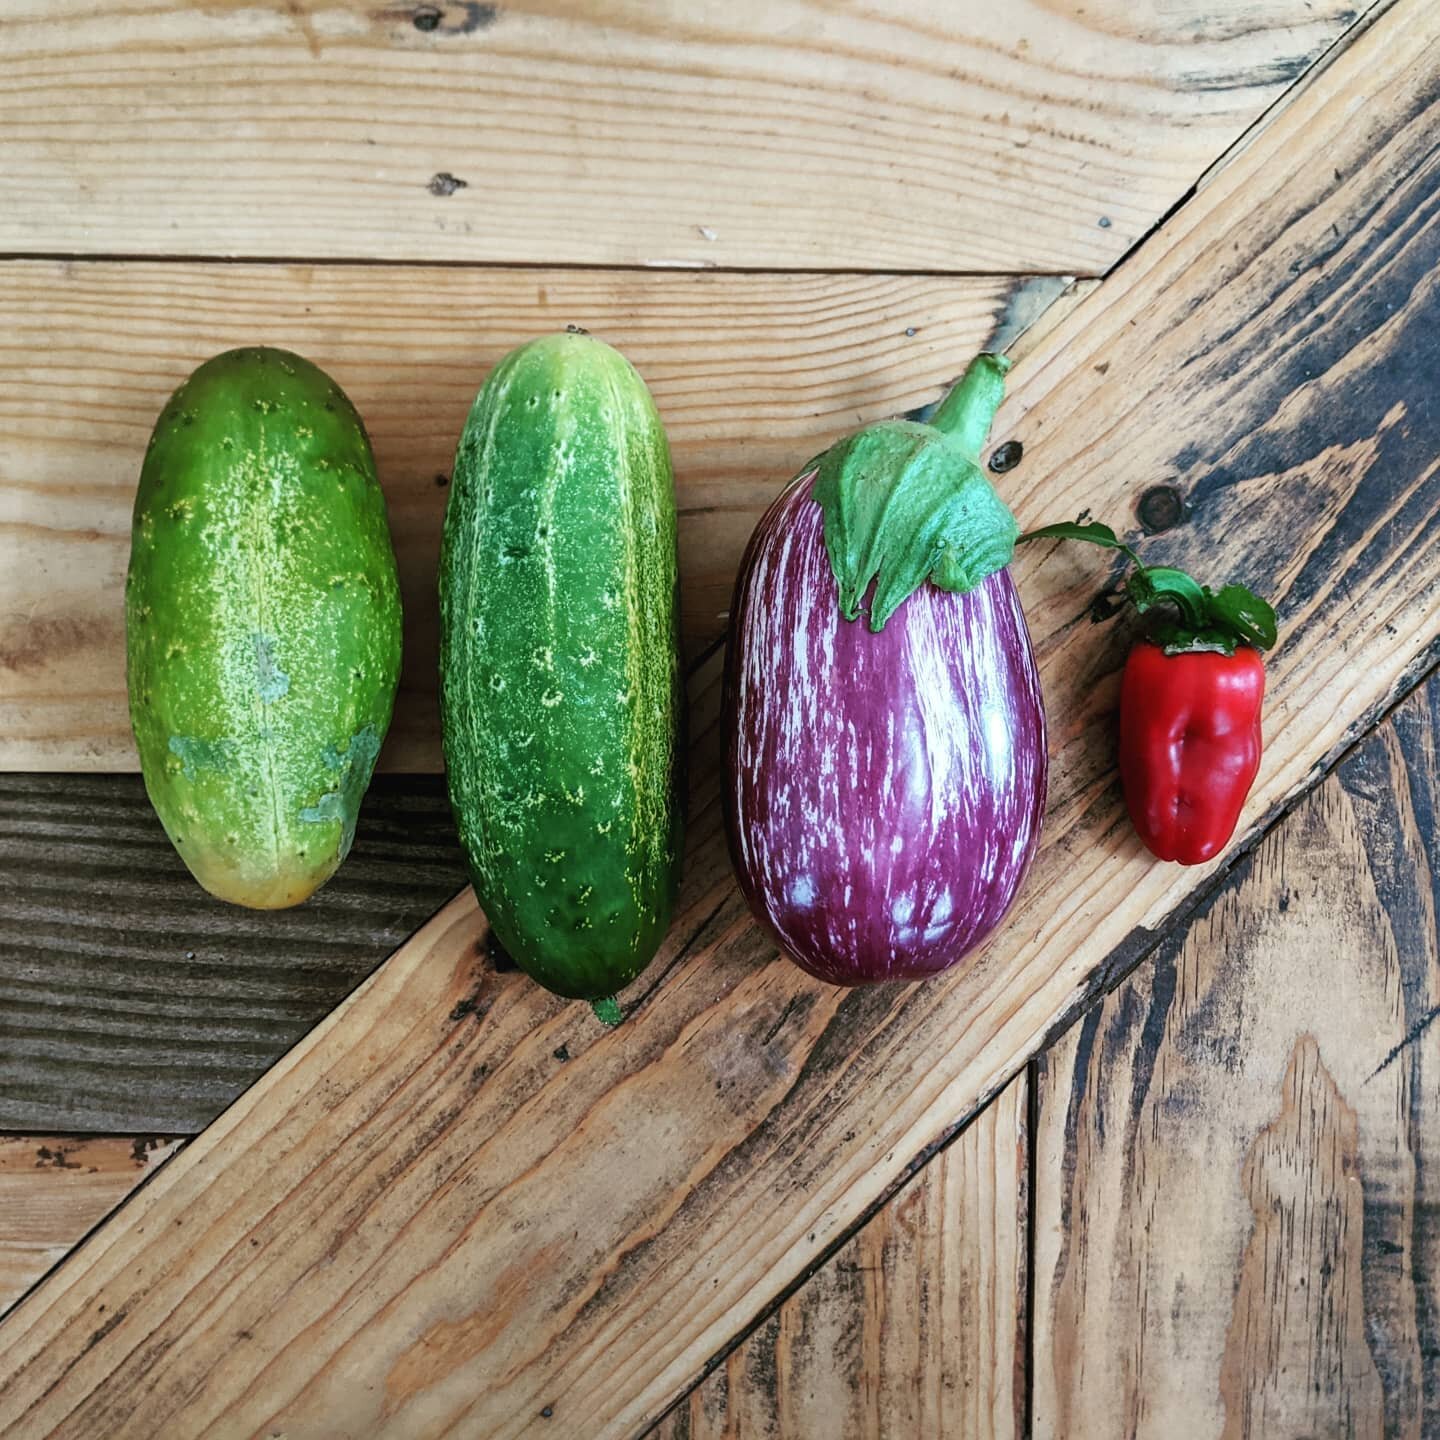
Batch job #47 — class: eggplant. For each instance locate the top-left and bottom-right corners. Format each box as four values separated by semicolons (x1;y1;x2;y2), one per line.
722;355;1047;985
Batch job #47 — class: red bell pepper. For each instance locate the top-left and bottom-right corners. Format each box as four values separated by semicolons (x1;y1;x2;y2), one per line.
1020;519;1277;866
1119;642;1265;863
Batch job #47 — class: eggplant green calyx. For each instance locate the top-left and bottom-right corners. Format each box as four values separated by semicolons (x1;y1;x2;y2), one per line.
810;353;1020;633
1018;519;1278;655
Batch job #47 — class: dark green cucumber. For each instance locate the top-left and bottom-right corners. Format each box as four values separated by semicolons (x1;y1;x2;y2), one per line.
439;332;683;1000
126;347;402;908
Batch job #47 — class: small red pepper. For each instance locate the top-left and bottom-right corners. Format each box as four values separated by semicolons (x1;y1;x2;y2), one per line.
1119;642;1265;864
1020;518;1277;866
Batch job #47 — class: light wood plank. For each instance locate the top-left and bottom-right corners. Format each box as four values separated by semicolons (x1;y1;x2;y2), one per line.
651;1073;1027;1440
0;0;1362;272
0;265;1024;771
1032;680;1440;1439
0;774;467;1133
0;1137;183;1318
1;5;1438;1434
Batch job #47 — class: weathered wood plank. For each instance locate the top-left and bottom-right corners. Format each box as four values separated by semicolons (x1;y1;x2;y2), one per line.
0;1137;183;1318
1032;680;1440;1440
0;264;1027;771
0;0;1362;272
1;4;1437;1433
0;773;467;1132
650;1073;1027;1440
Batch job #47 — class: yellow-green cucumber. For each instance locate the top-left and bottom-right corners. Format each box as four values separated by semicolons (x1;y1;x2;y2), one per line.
439;332;683;1000
126;347;402;908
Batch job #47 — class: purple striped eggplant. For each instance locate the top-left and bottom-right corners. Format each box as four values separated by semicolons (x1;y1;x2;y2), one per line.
723;355;1047;985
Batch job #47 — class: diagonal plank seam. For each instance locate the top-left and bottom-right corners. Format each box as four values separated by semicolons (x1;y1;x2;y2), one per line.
0;1136;187;1323
1187;0;1401;198
1096;0;1398;292
0;1139;187;1327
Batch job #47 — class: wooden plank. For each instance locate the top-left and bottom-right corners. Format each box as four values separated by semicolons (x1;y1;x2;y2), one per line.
1;4;1438;1433
1032;679;1440;1440
0;0;1362;273
0;1137;184;1318
650;1073;1027;1440
0;264;1027;771
0;774;467;1133
0;1077;1021;1435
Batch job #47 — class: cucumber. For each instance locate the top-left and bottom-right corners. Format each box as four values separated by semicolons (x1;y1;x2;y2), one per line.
439;332;683;1000
126;347;402;908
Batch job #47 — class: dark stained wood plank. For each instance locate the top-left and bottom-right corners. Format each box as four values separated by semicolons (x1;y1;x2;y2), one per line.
0;773;467;1133
0;1137;184;1318
1032;680;1440;1439
650;1074;1027;1440
1;6;1438;1432
0;0;1364;272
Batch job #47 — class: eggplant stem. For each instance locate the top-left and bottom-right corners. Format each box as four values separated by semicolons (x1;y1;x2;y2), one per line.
929;353;1011;460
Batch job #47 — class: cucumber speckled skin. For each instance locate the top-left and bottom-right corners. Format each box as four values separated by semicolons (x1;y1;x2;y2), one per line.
440;332;683;1000
126;347;402;908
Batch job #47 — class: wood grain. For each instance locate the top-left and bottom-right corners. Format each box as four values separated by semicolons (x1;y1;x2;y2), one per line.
0;4;1436;1432
650;1073;1027;1440
1032;680;1440;1440
0;1137;183;1319
0;265;1027;771
0;773;467;1132
0;0;1363;272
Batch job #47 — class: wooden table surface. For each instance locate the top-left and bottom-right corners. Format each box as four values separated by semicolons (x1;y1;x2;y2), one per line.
2;2;1437;1436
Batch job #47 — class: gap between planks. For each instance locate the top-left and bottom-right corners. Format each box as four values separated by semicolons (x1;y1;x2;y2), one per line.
648;1073;1030;1440
0;253;1090;280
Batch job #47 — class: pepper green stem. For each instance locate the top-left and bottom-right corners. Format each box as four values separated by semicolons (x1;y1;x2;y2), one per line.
1017;519;1277;655
929;353;1012;460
